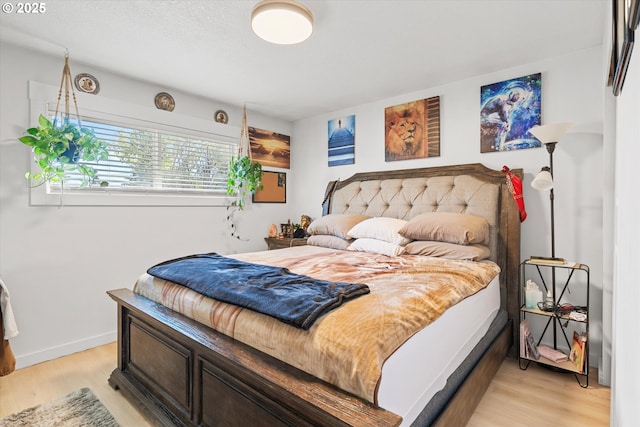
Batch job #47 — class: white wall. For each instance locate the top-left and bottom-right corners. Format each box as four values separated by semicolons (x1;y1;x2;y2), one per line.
611;44;640;427
0;42;294;367
290;47;606;366
0;42;610;375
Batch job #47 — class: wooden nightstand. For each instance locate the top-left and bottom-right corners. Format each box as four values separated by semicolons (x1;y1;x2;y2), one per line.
264;237;308;250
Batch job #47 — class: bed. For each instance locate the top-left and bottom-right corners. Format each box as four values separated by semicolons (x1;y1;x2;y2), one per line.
107;163;522;427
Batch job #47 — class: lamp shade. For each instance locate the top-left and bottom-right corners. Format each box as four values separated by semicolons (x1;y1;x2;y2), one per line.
251;0;314;45
531;167;554;191
529;122;572;144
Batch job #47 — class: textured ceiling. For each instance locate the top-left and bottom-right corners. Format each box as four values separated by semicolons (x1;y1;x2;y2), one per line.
0;0;608;122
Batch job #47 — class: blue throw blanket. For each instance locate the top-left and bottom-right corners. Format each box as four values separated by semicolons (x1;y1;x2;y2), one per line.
146;253;370;330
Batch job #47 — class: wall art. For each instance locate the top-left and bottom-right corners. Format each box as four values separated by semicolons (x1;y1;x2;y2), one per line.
384;96;440;162
248;127;290;169
74;73;100;94
154;92;175;111
480;73;541;153
214;110;228;124
610;0;637;95
328;115;355;167
253;171;286;203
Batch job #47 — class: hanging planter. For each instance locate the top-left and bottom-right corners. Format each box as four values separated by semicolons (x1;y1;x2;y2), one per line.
18;52;109;188
226;105;263;210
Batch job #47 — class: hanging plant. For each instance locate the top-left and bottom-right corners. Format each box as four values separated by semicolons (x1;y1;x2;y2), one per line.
17;52;109;188
19;114;108;187
226;105;263;210
227;155;263;209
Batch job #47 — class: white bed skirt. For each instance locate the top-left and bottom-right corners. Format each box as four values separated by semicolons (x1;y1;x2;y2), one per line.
378;276;500;425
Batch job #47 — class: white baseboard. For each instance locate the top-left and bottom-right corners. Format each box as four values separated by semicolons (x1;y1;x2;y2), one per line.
15;331;116;370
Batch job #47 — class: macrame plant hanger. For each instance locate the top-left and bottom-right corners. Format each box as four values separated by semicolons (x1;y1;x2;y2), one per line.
227;105;251;240
54;51;83;130
52;51;84;206
238;105;251;161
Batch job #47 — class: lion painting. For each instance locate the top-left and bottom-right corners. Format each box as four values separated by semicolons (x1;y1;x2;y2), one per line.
385;96;442;162
385;100;427;161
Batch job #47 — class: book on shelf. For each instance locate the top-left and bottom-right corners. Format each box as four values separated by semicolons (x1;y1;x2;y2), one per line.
519;319;539;360
537;345;569;363
526;331;540;360
529;256;566;265
570;331;587;372
520;320;527;358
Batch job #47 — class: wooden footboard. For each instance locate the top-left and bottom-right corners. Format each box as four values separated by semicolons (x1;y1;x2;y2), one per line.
108;288;402;427
108;288;510;427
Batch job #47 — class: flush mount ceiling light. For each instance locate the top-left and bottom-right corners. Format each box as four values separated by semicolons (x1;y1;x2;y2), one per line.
251;0;314;45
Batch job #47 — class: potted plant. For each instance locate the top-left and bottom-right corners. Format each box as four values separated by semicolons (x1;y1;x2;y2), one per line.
226;105;263;210
18;114;109;187
226;155;263;209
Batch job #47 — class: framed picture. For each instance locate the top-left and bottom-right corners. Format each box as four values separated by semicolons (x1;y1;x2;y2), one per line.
480;73;541;153
631;0;640;30
328;115;355;167
74;73;100;94
252;171;286;203
154;92;175;111
214;110;228;124
248;127;290;169
611;0;637;96
384;96;440;162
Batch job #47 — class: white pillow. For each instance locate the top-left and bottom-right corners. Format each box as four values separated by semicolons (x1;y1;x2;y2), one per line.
347;217;412;246
348;238;406;257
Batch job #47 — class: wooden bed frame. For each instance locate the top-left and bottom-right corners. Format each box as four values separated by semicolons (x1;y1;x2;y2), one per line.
108;163;522;427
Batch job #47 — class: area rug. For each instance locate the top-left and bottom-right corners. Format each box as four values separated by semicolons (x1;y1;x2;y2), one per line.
0;387;119;426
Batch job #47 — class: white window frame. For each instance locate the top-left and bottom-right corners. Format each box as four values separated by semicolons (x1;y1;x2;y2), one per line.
27;80;238;207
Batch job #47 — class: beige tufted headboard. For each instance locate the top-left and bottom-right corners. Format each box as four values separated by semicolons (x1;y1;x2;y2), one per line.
321;163;522;351
327;174;500;262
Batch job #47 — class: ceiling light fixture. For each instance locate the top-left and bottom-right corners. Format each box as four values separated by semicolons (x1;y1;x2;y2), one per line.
251;0;314;45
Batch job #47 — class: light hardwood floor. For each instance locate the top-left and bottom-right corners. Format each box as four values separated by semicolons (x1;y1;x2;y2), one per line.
0;342;610;426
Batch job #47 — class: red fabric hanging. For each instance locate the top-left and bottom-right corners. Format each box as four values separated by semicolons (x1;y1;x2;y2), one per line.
502;165;527;222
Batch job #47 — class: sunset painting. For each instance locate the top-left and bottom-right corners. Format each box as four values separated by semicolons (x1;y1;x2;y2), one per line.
248;127;291;169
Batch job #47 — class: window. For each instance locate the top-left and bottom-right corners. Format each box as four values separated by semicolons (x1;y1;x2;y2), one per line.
52;113;235;195
28;80;239;206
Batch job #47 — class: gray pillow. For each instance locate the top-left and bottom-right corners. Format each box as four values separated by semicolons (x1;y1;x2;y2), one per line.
306;214;371;239
398;212;489;245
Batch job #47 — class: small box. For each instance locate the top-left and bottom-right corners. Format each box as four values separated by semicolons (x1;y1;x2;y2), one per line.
525;289;542;309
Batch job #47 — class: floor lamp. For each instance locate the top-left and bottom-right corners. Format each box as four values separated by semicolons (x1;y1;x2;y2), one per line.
530;123;572;259
529;122;572;349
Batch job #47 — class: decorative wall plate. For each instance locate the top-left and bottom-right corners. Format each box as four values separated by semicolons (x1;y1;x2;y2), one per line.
74;73;100;94
155;92;175;111
214;110;229;124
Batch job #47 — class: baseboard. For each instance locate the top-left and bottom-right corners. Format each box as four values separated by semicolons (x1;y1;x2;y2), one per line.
15;331;116;369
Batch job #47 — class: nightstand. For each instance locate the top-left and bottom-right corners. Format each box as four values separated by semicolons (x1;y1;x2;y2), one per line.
264;237;308;250
518;258;590;387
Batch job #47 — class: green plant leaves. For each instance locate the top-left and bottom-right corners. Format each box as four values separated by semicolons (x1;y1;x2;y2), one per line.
227;155;263;209
18;114;109;187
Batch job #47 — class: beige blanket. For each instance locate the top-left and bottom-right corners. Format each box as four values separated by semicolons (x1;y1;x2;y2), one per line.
134;246;499;403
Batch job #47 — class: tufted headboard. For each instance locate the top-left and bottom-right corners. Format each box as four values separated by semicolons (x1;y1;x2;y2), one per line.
321;163;522;351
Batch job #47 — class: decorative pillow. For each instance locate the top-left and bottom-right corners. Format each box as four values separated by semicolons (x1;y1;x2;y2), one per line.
307;235;352;251
404;241;491;261
348;238;406;257
306;214;371;239
347;217;412;246
398;212;489;245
